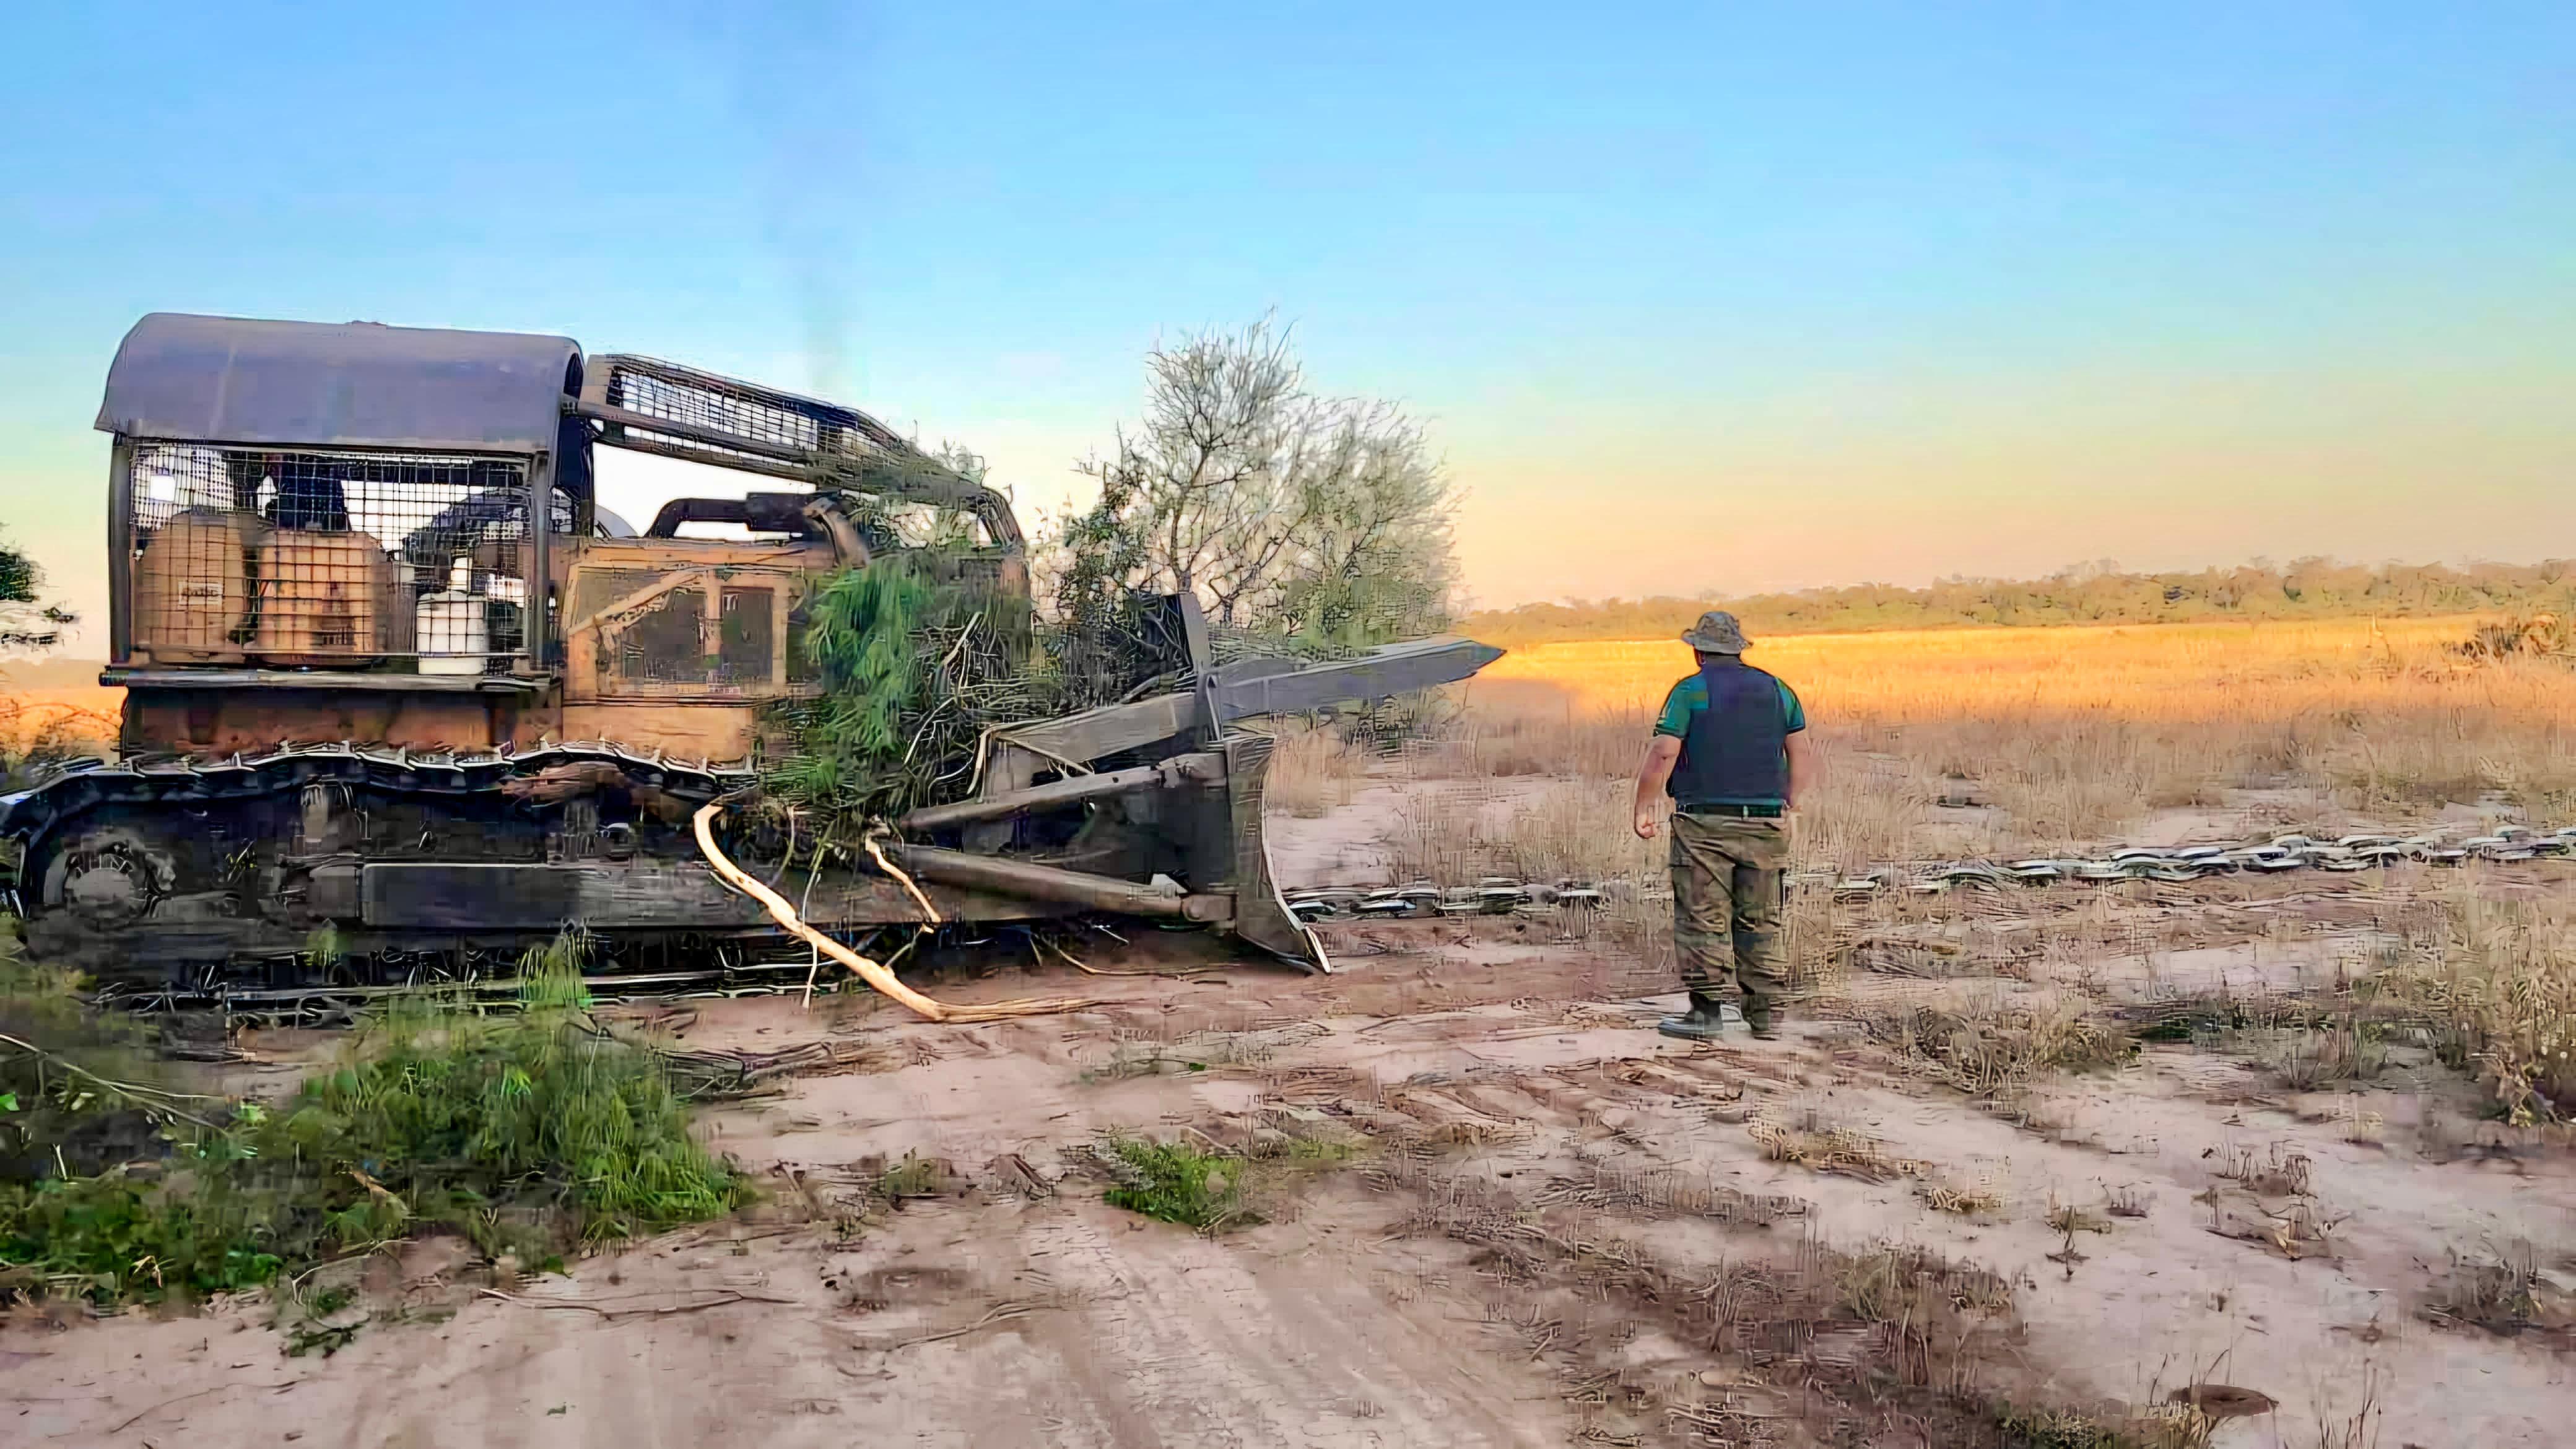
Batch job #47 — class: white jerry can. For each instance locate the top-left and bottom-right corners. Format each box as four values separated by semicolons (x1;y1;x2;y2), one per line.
416;558;490;674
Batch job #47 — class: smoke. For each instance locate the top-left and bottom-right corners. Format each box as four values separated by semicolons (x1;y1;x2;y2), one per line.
707;2;875;399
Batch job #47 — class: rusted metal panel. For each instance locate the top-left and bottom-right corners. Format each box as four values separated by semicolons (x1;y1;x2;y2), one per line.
549;703;762;762
122;686;519;754
98;313;579;453
557;534;830;707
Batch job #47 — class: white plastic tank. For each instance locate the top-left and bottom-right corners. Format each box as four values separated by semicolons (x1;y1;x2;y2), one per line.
416;558;489;674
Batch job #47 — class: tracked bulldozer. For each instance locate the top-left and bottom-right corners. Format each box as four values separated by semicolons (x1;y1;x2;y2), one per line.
1;313;1499;999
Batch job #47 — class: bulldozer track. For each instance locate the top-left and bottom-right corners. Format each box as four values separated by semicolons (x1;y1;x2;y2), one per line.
0;740;752;866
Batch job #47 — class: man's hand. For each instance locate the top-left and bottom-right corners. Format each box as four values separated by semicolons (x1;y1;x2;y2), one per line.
1633;735;1682;842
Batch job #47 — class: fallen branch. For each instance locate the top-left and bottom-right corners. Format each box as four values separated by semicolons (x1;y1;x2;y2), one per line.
695;803;950;1020
845;1299;1055;1352
474;1287;794;1318
110;1380;302;1434
0;1032;227;1129
694;802;1099;1024
866;833;942;924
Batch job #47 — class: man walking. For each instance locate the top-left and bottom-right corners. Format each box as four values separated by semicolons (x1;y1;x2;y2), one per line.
1632;611;1813;1040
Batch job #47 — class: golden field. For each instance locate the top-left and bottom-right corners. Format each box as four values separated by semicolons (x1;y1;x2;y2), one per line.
1475;613;2544;720
1404;613;2576;863
0;685;120;754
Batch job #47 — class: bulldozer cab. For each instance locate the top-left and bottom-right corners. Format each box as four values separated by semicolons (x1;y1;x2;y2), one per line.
94;313;1024;757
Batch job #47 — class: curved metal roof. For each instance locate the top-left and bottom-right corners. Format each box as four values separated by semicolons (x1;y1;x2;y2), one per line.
97;312;581;453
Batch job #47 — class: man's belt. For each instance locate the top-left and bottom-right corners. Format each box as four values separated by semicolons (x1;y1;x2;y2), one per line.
1679;803;1783;819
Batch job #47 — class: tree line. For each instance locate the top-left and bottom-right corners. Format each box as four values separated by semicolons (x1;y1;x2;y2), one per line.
1461;558;2576;648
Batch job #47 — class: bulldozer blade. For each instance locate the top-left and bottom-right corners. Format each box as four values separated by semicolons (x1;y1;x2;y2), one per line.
1223;733;1331;973
1211;635;1505;723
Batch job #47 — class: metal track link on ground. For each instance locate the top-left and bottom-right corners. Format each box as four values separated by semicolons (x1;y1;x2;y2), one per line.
1281;825;2576;923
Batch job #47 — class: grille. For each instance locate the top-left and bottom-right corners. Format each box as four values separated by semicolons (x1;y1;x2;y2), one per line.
126;444;551;671
716;586;776;685
615;588;708;683
596;356;913;461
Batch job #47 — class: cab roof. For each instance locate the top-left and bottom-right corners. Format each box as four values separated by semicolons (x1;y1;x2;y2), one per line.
98;312;582;455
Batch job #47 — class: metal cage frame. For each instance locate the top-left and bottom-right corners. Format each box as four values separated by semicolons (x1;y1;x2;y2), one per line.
107;436;558;682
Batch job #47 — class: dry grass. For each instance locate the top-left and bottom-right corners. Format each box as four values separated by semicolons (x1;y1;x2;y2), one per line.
1382;777;1649;886
1308;616;2576;1126
1748;1109;1925;1182
1918;1174;2006;1217
0;687;119;760
1349;614;2561;942
2421;1239;2575;1339
2373;889;2576;1123
1858;991;2132;1097
1258;724;1365;818
1467;615;2576;848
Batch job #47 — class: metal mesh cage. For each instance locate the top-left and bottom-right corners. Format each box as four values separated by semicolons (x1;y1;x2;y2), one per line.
126;444;547;671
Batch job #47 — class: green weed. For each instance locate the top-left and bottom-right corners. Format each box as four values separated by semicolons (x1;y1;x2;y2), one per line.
0;931;747;1307
1097;1136;1253;1232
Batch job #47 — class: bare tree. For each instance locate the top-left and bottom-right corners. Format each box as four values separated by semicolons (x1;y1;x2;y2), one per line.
1056;319;1458;647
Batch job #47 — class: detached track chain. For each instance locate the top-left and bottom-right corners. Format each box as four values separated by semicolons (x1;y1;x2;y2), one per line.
1282;826;2576;922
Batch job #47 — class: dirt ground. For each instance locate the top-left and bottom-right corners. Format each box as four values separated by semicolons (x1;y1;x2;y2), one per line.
8;842;2576;1445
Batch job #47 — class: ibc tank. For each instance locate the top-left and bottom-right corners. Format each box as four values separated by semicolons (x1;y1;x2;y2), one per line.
133;509;257;664
253;530;398;667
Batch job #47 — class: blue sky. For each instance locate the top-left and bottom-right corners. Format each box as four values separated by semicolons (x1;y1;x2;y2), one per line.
4;2;2572;645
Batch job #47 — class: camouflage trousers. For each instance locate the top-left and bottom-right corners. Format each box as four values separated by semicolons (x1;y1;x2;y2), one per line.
1669;812;1791;1020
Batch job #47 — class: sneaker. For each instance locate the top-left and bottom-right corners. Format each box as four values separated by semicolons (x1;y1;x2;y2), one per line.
1656;1010;1723;1042
1743;1014;1781;1041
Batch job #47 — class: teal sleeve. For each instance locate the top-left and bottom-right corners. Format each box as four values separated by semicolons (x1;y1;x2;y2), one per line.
1653;679;1694;737
1779;681;1806;733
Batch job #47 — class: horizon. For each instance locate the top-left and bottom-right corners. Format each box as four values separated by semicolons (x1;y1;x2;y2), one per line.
1463;552;2576;611
6;4;2572;652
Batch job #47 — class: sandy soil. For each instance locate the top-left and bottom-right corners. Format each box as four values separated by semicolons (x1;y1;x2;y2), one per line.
7;837;2575;1445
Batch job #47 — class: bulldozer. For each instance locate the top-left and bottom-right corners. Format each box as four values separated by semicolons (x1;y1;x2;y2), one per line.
1;313;1499;1000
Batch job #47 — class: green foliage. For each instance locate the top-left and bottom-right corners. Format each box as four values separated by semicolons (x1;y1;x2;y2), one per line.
1097;1135;1252;1232
767;552;1056;827
0;929;171;1183
0;931;746;1306
0;530;38;605
1464;557;2576;648
0;524;75;653
1056;318;1458;648
276;989;743;1248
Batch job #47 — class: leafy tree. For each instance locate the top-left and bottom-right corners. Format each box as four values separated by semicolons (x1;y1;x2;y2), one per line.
1055;320;1458;650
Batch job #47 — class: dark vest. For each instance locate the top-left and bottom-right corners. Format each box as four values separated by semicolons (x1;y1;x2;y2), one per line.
1668;658;1788;805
